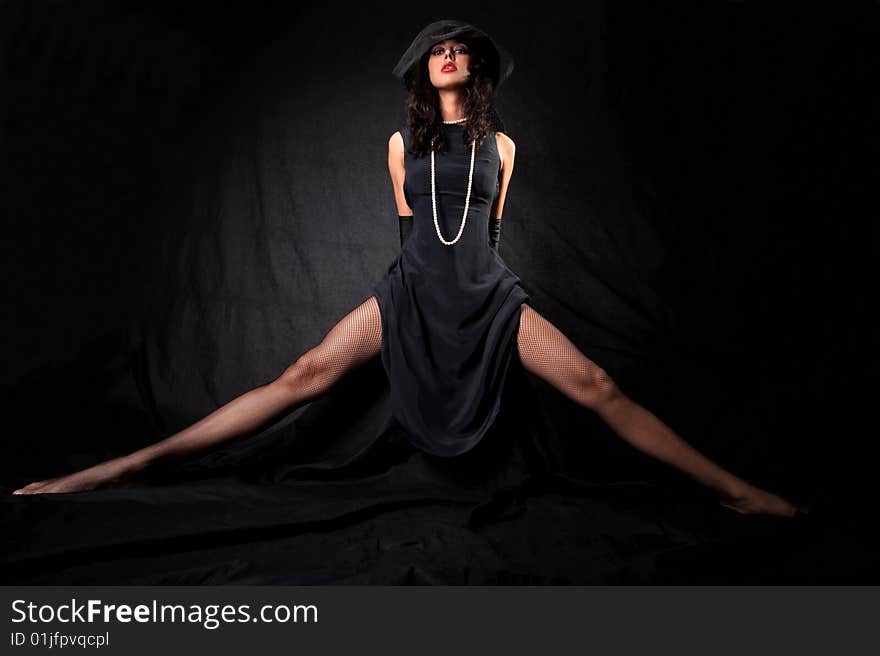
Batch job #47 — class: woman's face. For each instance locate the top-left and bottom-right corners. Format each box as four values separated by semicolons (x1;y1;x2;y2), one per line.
426;39;471;90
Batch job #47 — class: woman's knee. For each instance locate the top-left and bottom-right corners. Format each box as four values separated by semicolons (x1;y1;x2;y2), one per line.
274;349;328;397
578;365;623;410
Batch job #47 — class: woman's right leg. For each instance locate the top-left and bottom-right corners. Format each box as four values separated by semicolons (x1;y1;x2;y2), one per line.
12;296;384;494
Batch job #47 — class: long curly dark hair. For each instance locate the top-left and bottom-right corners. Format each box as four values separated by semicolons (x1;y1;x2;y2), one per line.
403;36;506;158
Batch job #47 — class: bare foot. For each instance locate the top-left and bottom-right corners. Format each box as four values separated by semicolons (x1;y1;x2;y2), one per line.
719;481;806;518
12;458;133;495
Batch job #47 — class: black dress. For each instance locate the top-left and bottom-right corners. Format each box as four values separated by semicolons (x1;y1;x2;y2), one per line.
370;122;530;457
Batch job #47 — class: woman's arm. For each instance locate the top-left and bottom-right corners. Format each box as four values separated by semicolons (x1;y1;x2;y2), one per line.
388;131;413;216
488;132;516;251
490;131;516;220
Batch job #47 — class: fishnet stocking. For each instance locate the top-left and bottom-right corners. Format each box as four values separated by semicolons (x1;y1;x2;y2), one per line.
310;300;800;517
148;295;383;458
15;294;804;515
287;295;383;399
12;296;386;493
516;303;618;408
513;303;793;514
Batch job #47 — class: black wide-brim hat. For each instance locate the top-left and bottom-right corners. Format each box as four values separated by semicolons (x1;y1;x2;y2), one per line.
392;19;514;91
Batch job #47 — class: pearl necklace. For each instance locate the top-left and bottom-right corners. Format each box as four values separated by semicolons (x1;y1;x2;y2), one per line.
432;119;476;246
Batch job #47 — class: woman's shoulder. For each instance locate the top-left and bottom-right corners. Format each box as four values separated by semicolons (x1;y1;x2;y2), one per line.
389;125;410;149
494;131;516;168
494;130;515;150
388;128;406;151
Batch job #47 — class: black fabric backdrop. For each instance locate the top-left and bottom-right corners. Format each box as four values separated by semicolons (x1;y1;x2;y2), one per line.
1;0;875;583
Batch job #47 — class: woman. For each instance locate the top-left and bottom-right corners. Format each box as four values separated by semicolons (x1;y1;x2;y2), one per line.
12;20;805;518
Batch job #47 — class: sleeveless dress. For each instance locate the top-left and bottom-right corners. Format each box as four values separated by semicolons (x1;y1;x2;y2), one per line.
370;123;530;457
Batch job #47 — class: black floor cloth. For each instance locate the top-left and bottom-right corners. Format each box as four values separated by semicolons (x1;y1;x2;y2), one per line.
0;357;870;584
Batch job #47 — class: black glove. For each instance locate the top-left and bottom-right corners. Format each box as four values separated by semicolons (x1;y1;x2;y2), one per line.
488;216;502;252
398;214;413;248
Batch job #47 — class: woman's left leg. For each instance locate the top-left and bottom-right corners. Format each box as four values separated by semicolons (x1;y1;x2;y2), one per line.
515;303;802;517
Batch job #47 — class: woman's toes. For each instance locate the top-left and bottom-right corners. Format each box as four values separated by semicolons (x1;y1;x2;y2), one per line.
13;480;48;495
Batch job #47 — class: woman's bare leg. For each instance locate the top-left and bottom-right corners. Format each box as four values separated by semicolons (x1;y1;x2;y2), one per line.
516;303;803;517
12;296;384;494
